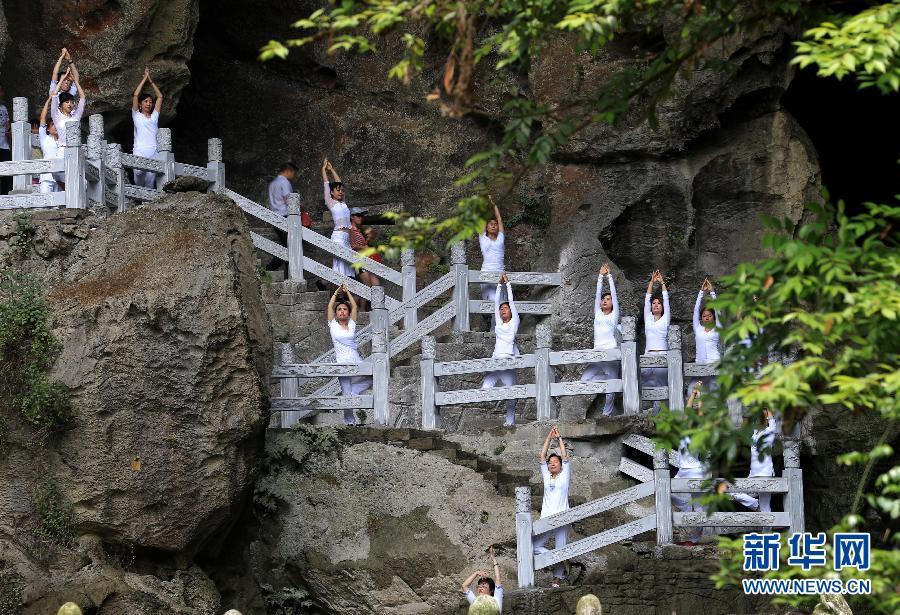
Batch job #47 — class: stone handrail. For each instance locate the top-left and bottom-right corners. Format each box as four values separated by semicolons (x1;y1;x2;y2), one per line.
515;438;805;587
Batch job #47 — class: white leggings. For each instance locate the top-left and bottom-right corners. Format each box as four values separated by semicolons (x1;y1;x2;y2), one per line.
338;375;372;425
533;525;568;579
580;360;619;416
671;468;706;542
482;369;517;426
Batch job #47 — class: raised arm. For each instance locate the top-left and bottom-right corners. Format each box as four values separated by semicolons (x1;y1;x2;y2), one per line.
539;428;554;463
660;273;671;325
556;427;569;461
51;48;67;85
506;279;518;324
132;68;149;111
322;159;337;209
609;272;619;322
491;199;505;235
72;79;87;120
693;287;704;329
39;96;51;128
594;266;606;315
326;288;339;322
346;287;359;321
708;280;722;328
328;160;341;183
461;570;485;593
489;547;501;587
147;71;163;112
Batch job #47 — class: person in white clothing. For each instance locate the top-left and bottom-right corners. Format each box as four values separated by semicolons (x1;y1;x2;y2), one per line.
321;159;356;278
691;277;722;394
533;425;571;586
580;262;620;417
327;285;371;425
479;200;506;303
49;48;78;101
50;67;86;152
0;83;11;195
37;96;64;193
642;270;670;413
131;67;164;188
481;274;520;426
732;409;778;513
461;546;504;613
671;387;708;545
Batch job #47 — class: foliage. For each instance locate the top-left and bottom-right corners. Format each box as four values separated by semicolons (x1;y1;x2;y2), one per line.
654;198;900;611
260;1;897;251
0;269;70;438
32;481;75;547
792;1;900;93
5;214;36;262
263;585;319;615
0;561;23;615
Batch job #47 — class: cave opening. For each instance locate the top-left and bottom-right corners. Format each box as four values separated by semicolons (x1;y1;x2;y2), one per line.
781;67;899;209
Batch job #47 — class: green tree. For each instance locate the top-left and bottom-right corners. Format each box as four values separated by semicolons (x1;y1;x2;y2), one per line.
261;0;900;250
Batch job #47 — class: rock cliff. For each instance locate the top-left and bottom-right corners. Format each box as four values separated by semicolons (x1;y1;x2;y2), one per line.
0;194;271;613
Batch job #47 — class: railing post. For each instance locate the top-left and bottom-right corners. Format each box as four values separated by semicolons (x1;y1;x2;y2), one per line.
727;397;743;427
420;336;438;429
666;325;684;412
11;97;30;192
401;248;417;330
206;138;225;193
535;323;553;421
515;486;535;588
451;242;470;332
783;438;804;535
279;342;298;399
86;115;105;206
106;143;126;213
156;128;175;188
64;121;86;209
653;449;673;545
286;193;305;286
370;287;390;426
620;316;640;414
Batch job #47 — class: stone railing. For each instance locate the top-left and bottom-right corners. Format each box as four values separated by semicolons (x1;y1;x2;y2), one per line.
515;437;805;588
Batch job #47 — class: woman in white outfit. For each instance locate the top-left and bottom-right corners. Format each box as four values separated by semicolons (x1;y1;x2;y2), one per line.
642;270;670;413
326;285;372;425
671;386;708;545
732;409;778;513
580;262;620;417
481;274;520;427
691;277;722;394
37;96;63;193
322;159;356;278
49;48;77;101
50;67;86;150
461;546;504;613
479;200;506;303
131;67;164;188
533;425;571;587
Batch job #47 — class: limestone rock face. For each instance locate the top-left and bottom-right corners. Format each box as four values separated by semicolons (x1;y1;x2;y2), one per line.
0;0;198;128
0;194;271;611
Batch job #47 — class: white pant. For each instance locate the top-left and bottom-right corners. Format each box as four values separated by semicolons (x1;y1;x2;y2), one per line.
581;360;619;416
533;525;568;579
331;231;356;278
641;359;668;413
672;468;706;542
134;168;157;189
338;375;372;425
732;472;774;513
482;369;517;426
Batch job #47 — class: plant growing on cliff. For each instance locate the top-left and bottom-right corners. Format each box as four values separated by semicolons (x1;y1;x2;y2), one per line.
31;481;75;548
654;197;899;614
0;561;24;615
261;1;900;249
0;270;70;440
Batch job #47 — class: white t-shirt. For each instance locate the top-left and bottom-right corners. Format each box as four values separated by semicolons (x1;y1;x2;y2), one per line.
479;232;505;271
132;109;160;155
643;291;671;353
268;175;292;216
540;460;571;518
593;274;620;350
492;283;520;358
0;104;9;150
749;417;778;477
676;437;703;471
693;291;721;364
466;587;503;613
329;319;362;363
